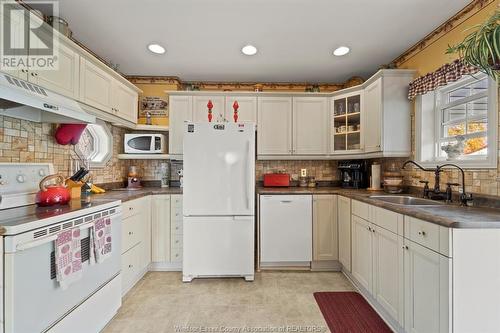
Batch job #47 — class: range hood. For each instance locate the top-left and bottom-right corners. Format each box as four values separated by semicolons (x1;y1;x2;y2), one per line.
0;73;95;124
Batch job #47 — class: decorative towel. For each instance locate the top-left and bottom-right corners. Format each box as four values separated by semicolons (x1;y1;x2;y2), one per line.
91;217;113;263
55;228;83;289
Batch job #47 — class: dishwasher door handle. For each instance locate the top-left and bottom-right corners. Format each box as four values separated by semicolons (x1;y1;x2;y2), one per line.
280;200;293;203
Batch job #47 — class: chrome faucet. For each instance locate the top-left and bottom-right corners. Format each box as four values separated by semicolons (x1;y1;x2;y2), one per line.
401;160;473;206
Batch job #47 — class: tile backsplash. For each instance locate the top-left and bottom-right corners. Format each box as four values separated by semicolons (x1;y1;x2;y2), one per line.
0;115;129;185
1;113;498;197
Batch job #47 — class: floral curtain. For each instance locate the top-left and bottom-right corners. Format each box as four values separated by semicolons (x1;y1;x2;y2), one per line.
407;59;479;100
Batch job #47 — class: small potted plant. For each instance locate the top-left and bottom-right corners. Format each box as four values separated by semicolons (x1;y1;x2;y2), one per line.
447;9;499;81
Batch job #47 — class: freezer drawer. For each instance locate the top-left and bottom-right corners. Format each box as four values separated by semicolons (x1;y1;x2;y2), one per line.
183;216;254;281
260;195;312;264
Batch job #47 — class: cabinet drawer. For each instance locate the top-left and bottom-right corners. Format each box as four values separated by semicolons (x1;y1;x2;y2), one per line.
171;233;183;248
372;206;403;235
352;200;370;220
405;217;440;253
121;244;140;288
122;198;144;219
121;214;142;253
171;247;183;263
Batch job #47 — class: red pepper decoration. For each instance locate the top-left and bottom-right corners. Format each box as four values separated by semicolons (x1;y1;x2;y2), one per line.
207;99;213;122
233;100;239;123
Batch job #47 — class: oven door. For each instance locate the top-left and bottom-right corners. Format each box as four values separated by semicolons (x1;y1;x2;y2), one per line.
3;212;122;333
125;135;153;153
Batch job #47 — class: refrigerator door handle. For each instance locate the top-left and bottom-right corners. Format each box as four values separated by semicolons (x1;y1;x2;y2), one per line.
246;140;252;210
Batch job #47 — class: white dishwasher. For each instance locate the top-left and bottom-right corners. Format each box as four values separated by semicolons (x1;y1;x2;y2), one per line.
260;195;312;267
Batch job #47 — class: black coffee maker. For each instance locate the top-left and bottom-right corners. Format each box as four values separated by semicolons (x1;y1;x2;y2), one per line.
338;160;368;189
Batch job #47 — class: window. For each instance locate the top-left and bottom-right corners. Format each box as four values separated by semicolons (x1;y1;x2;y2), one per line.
416;73;497;168
75;120;113;168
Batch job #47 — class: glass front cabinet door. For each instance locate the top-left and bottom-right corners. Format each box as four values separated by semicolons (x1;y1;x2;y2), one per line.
331;91;363;154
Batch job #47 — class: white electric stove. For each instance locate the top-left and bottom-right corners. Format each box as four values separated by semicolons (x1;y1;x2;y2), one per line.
0;163;122;333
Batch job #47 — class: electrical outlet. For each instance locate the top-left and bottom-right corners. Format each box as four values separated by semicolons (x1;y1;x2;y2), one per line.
301;169;307;177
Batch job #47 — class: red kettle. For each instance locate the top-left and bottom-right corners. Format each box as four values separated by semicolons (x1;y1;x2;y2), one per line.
36;175;71;207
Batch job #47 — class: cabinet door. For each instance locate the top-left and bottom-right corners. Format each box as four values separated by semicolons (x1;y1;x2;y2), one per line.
1;8;28;80
293;97;329;155
338;196;352;271
30;41;80;99
257;97;293;155
351;215;373;293
79;58;113;112
138;196;152;269
364;78;382;153
313;195;338;261
404;240;450;333
225;96;257;123
169;96;193;156
193;95;225;122
331;92;363;153
151;195;171;262
373;226;404;325
113;81;138;123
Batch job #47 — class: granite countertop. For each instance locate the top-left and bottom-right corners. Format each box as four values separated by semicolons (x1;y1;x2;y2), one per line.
0;187;183;236
257;186;500;229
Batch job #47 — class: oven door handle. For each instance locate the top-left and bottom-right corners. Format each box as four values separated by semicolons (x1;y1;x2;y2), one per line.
16;235;58;251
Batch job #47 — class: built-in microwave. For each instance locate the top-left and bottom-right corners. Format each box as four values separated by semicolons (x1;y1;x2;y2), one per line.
124;134;166;154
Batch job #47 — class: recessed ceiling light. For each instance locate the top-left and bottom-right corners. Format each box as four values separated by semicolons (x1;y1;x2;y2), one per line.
241;44;258;56
333;46;350;56
148;43;165;54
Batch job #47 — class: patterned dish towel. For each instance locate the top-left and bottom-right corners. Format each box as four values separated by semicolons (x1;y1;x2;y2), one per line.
55;228;83;289
91;217;113;263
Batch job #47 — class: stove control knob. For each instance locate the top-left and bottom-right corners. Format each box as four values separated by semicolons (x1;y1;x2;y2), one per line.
16;174;26;183
0;176;5;185
38;169;46;177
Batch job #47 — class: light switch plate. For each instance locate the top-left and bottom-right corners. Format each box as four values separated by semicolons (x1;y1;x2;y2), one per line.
301;169;307;177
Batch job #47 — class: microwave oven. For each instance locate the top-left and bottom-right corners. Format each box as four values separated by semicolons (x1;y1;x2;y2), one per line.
124;134;166;154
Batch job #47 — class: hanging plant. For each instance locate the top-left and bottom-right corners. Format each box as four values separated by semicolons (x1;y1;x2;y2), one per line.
446;9;500;81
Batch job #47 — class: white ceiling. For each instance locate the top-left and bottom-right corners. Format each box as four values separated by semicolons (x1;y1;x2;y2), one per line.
33;0;471;83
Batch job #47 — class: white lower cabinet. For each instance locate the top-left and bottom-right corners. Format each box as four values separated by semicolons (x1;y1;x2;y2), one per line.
312;195;338;261
373;225;404;325
120;196;151;296
151;195;171;262
404;240;450;333
351;215;374;293
338;196;351;271
151;194;184;269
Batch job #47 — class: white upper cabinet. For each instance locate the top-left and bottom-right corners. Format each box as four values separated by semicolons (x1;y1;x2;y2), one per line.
113;80;138;123
293;97;329;155
257;97;293;155
362;71;415;156
31;41;80;99
79;57;114;112
193;95;225;122
225;96;257;124
363;79;382;153
2;8;28;80
169;95;193;156
331;91;363;154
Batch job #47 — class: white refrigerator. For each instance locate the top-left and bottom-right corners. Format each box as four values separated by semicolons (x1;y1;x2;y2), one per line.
183;122;255;282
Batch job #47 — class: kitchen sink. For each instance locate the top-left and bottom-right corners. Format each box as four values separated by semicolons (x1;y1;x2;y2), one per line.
369;195;444;206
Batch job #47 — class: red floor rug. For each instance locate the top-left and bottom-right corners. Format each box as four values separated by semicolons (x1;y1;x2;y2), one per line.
314;292;393;333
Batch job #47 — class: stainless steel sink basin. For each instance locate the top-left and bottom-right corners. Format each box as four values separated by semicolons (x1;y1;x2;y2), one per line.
369;195;444;206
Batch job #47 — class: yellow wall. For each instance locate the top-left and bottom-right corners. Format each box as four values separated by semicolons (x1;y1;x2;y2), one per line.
398;1;498;75
133;81;179;126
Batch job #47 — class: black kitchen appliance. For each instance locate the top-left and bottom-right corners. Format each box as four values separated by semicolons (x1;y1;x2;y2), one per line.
338;160;368;189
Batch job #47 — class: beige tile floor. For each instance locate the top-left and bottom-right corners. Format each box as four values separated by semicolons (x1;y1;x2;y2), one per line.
103;271;355;333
